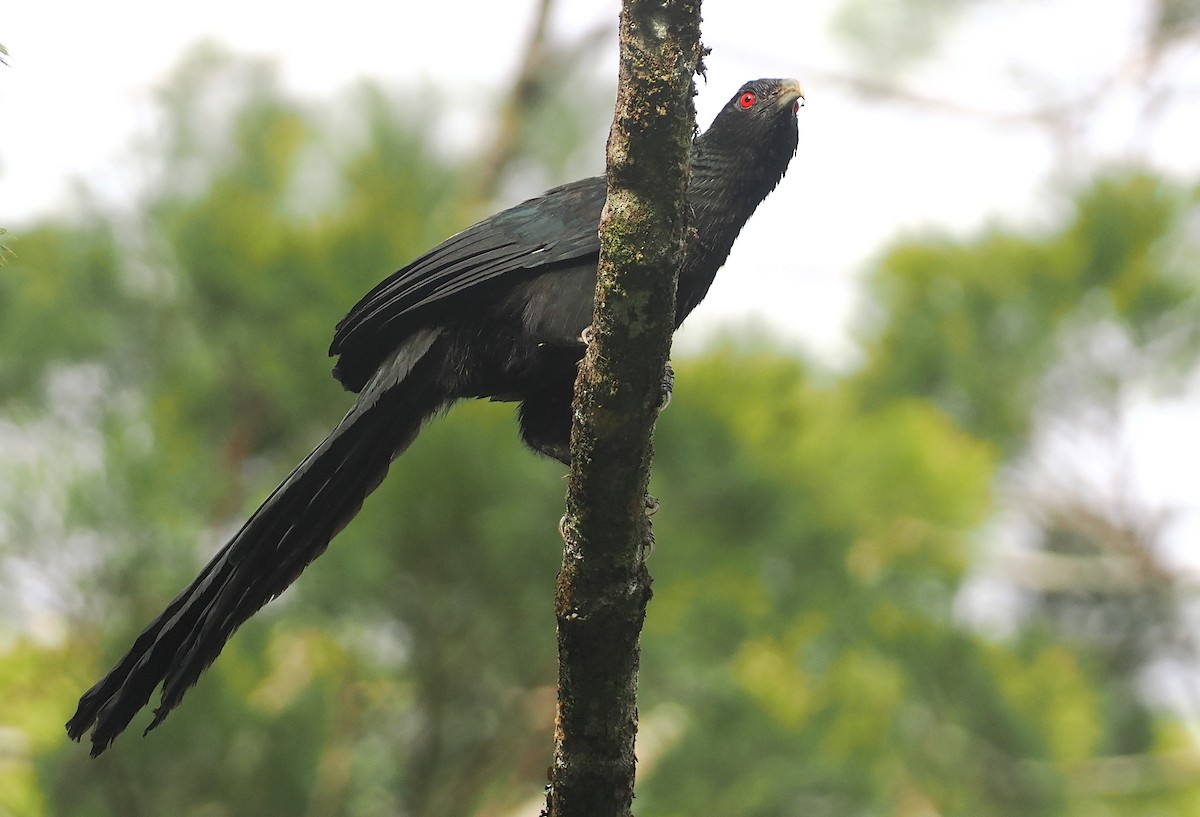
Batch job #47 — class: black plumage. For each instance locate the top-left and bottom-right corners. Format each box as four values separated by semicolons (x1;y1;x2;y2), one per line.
66;77;804;755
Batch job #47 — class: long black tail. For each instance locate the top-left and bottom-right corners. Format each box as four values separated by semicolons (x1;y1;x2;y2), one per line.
67;331;445;756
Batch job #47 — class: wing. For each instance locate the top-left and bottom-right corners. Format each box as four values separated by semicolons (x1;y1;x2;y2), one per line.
329;176;606;390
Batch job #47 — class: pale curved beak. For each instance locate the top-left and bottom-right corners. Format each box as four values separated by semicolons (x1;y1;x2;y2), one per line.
779;77;805;109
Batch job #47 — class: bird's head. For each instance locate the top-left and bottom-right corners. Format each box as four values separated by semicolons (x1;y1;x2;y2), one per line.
725;77;806;118
694;78;804;200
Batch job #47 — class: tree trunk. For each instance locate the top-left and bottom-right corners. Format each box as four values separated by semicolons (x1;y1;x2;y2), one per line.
546;2;703;816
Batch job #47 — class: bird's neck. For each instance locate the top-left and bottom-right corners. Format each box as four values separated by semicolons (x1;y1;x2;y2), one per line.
675;138;792;322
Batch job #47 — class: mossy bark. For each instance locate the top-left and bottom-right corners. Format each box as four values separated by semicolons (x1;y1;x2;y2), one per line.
546;2;703;816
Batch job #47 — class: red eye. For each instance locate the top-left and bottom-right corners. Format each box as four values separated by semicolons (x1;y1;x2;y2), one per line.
739;91;756;109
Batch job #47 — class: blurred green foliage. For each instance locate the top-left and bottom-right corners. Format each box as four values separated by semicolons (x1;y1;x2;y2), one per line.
1;47;1198;817
855;173;1200;454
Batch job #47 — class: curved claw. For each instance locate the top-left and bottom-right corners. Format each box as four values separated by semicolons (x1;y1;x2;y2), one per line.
641;524;655;559
641;493;659;559
659;362;674;412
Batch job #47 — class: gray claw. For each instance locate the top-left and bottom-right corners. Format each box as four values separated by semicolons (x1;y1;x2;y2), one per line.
641;493;659;558
659;361;674;411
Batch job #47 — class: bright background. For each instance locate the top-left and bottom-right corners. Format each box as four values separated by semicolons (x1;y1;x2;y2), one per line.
2;1;1199;815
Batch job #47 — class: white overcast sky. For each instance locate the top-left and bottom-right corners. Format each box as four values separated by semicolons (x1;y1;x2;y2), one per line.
1;0;1199;567
9;0;1190;357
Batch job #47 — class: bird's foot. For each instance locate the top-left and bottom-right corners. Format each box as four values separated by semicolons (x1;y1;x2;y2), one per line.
559;496;659;557
641;493;660;558
642;521;656;560
659;361;674;412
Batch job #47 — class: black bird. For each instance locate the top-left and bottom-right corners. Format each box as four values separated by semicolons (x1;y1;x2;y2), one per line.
66;77;804;755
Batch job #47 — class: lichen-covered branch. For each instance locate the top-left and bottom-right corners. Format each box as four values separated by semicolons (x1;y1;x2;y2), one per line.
546;2;703;816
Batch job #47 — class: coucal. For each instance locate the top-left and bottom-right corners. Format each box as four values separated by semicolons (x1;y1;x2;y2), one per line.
67;77;805;755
